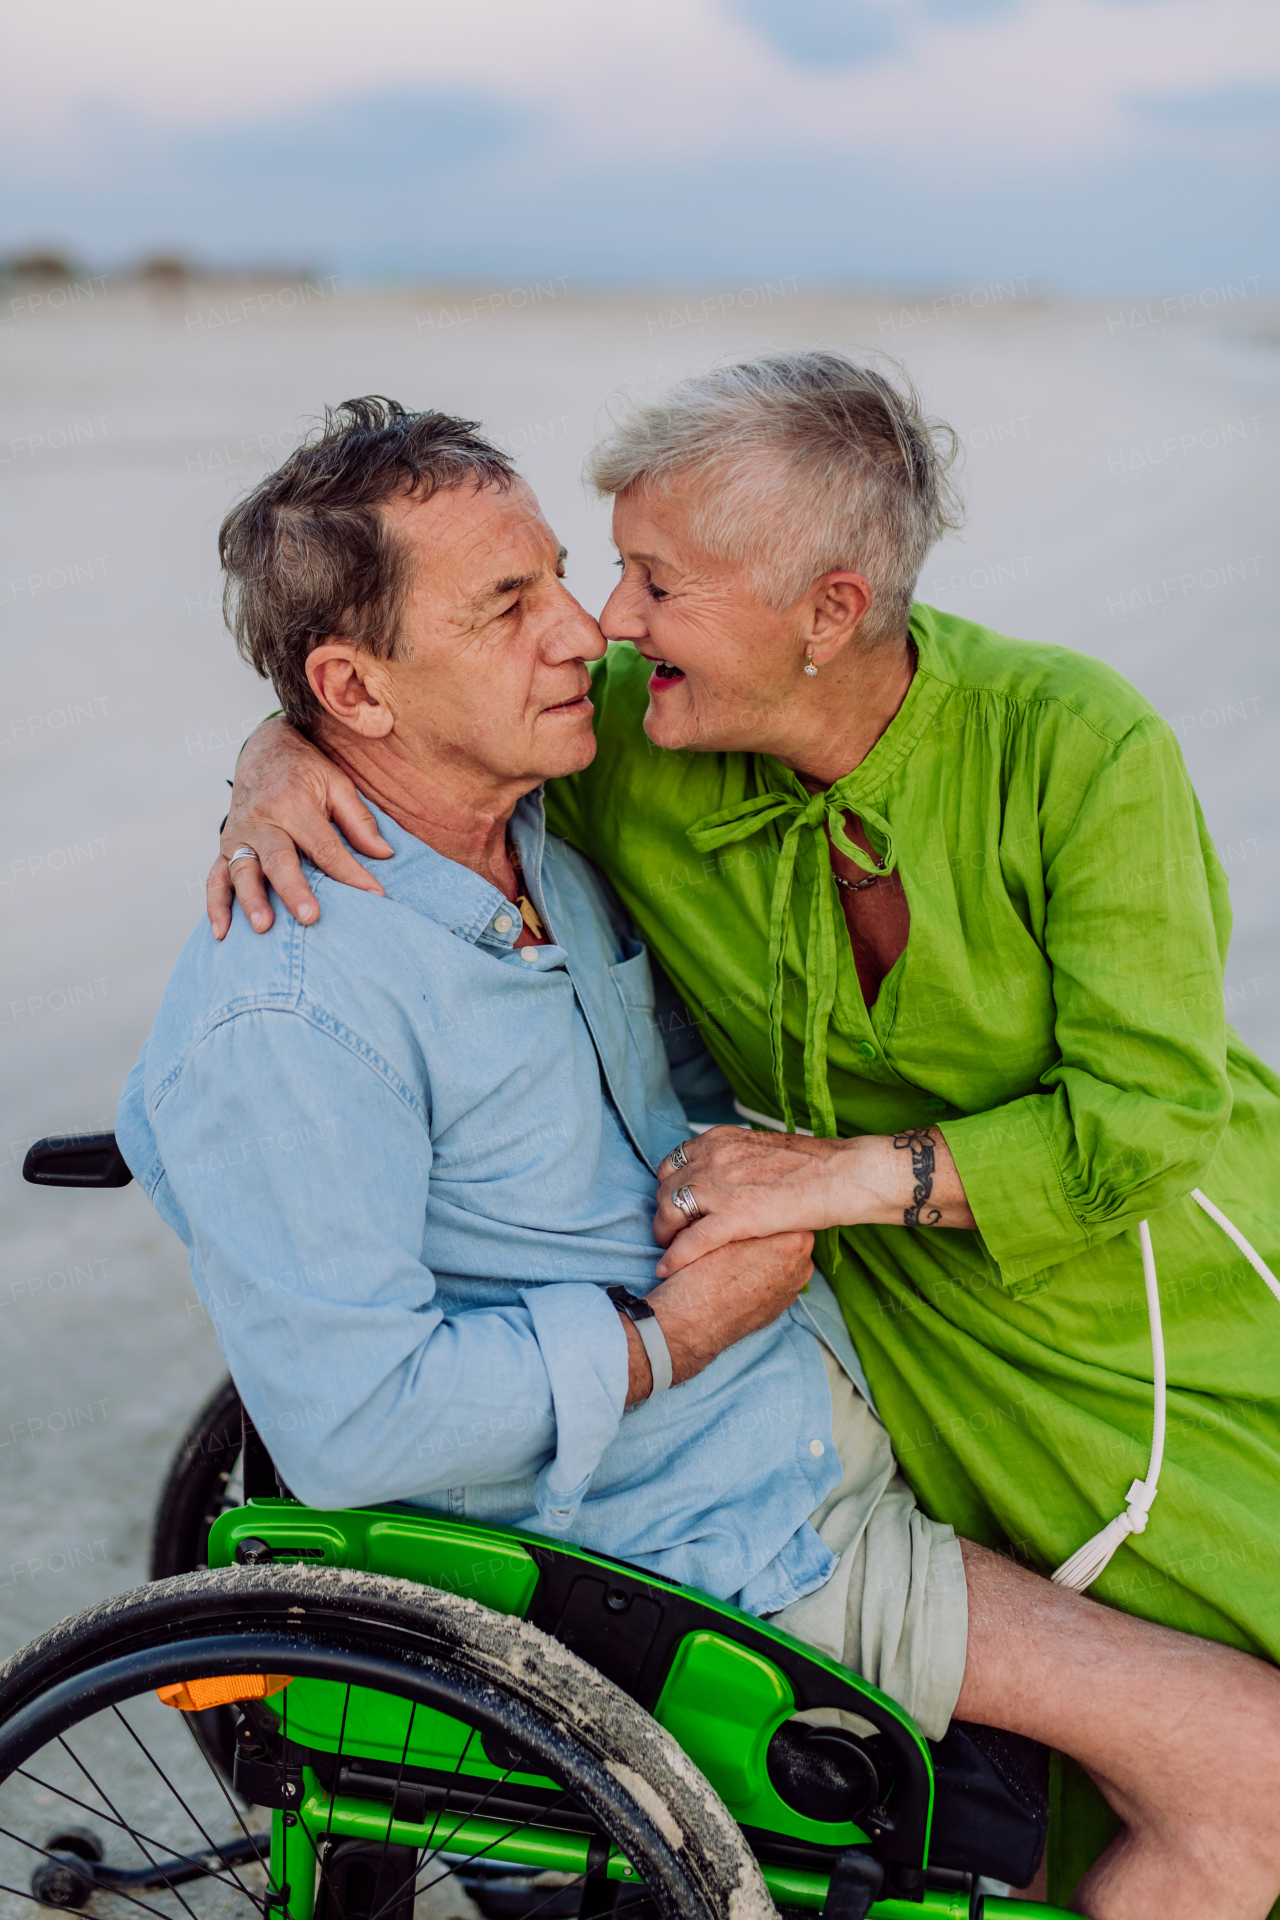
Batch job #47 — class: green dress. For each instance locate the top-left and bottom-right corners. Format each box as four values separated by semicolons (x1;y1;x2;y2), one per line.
546;605;1280;1896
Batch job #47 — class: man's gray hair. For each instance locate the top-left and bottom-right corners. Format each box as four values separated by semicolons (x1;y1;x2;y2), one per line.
586;352;963;644
220;397;514;730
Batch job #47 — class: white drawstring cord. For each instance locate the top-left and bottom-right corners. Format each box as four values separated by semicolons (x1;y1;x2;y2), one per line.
1052;1191;1280;1593
1052;1222;1165;1592
1189;1187;1280;1306
727;1098;1277;1595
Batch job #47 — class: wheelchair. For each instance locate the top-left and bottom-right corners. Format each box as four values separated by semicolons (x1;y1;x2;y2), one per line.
2;1134;1069;1920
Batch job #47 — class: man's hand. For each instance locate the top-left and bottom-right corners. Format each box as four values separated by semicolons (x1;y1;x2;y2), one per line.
208;716;393;939
621;1230;814;1404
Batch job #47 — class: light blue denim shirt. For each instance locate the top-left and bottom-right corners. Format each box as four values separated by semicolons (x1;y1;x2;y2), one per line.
118;792;843;1613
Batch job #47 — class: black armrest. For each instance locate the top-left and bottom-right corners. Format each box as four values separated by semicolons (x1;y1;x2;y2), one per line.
23;1132;134;1188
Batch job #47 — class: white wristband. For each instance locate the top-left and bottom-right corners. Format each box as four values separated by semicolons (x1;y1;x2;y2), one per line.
635;1312;673;1395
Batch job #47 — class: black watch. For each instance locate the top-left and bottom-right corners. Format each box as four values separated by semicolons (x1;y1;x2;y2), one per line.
606;1285;655;1321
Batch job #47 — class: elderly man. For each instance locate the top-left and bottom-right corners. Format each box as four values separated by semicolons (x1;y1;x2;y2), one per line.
120;403;832;1610
204;381;1280;1920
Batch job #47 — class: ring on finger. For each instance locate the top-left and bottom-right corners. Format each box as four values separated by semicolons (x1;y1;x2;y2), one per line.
228;847;260;868
667;1140;689;1173
672;1185;701;1221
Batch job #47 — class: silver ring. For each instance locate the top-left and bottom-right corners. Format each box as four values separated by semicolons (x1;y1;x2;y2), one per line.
672;1185;701;1221
227;847;259;867
667;1141;689;1173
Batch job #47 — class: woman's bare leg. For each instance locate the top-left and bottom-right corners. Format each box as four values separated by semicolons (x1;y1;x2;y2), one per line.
955;1541;1280;1919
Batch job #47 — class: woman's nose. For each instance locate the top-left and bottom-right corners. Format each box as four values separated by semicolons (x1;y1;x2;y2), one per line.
600;580;647;640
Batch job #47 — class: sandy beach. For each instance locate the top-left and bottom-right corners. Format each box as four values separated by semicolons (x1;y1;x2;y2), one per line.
1;277;1276;1654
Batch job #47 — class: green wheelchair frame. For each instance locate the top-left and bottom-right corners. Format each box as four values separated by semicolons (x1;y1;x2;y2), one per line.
213;1495;921;1915
10;1130;1069;1920
203;1480;1061;1919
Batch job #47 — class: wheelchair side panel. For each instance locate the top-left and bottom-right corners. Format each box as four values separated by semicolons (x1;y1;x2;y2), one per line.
209;1498;933;1870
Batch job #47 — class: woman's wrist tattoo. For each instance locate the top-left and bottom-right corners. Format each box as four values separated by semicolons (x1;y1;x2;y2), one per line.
893;1127;943;1227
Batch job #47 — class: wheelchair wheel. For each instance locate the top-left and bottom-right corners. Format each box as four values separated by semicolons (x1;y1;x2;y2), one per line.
150;1376;245;1581
147;1378;247;1793
0;1564;773;1920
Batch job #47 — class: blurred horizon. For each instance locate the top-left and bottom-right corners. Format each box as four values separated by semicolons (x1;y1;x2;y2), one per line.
3;0;1277;295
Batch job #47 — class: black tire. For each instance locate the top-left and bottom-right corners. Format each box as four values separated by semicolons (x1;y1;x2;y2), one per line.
148;1376;246;1789
41;1829;103;1864
150;1374;245;1580
0;1565;775;1920
29;1851;96;1909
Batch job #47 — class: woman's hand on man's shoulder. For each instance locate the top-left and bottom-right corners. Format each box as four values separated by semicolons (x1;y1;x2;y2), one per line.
207;716;392;940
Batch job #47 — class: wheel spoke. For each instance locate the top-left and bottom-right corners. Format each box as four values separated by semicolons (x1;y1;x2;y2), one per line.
362;1698;416;1920
181;1709;285;1889
13;1771;264;1901
411;1763;523;1895
55;1735;215;1920
110;1704;260;1904
0;1826;221;1920
423;1720;478;1851
410;1778;577;1905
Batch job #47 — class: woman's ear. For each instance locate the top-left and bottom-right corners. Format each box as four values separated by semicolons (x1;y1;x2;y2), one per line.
306;644;396;737
806;572;874;667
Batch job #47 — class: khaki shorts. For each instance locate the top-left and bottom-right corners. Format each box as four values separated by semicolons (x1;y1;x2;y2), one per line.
768;1346;969;1741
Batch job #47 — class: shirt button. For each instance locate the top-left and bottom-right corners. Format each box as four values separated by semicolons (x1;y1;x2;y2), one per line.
494;913;514;934
857;1041;877;1061
808;1438;825;1457
520;947;539;963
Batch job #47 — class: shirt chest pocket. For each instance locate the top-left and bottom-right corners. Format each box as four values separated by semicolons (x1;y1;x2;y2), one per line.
609;943;673;1118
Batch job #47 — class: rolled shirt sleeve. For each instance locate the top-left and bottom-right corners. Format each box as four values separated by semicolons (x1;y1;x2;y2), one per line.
143;1006;630;1517
940;715;1234;1286
521;1282;636;1529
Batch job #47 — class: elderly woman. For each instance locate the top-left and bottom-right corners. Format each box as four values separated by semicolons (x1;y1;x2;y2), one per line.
212;354;1280;1905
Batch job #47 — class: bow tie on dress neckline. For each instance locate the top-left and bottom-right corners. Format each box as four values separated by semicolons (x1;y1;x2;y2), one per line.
687;780;898;1140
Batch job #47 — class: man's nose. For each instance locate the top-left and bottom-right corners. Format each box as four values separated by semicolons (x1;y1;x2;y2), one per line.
545;584;607;663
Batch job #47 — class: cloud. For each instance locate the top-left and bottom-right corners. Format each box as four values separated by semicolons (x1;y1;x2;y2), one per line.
1129;81;1280;132
155;89;531;188
724;0;909;66
724;0;1024;69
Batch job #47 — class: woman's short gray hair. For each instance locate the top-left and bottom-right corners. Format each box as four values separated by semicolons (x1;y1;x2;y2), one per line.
586;351;963;643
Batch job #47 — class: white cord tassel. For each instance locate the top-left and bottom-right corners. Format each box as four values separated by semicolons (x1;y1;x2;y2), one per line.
1052;1220;1166;1593
1051;1192;1279;1594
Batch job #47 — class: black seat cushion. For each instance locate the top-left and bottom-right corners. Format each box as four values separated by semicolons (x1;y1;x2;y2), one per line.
926;1719;1050;1887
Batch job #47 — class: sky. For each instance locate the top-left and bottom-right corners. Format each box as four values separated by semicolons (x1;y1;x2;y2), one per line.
2;0;1277;291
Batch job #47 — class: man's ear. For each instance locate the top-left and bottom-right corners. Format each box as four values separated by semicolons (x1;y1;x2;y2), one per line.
805;572;874;668
306;644;396;737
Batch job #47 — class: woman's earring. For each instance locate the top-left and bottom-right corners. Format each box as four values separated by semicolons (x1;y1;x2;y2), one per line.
804;652;818;677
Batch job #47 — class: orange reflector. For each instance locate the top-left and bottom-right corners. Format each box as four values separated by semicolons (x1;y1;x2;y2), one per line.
157;1674;294;1712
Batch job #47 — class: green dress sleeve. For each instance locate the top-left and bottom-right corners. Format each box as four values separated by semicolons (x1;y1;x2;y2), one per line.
940;714;1234;1286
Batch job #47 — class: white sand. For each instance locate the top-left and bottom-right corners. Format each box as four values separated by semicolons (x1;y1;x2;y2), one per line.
1;280;1276;1652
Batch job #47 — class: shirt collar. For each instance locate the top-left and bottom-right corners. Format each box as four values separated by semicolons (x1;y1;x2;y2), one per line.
760;610;947;808
354;788;546;948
